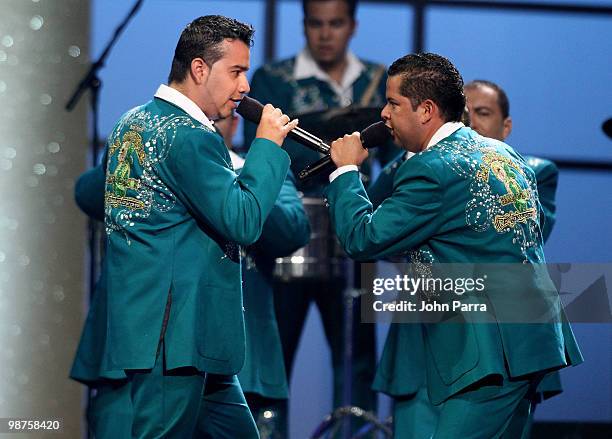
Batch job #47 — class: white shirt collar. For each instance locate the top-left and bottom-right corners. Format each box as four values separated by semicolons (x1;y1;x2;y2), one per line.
404;121;464;160
154;84;215;131
427;121;464;149
294;48;365;105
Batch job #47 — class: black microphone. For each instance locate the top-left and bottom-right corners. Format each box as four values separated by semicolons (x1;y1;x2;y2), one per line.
298;121;392;180
236;96;330;154
603;118;612;139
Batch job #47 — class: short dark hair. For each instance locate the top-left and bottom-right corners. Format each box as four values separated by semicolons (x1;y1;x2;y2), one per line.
388;53;465;123
302;0;358;20
465;79;510;119
168;15;254;84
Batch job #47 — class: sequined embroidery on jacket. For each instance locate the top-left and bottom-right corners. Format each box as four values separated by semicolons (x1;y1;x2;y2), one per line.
409;249;438;299
104;106;212;241
476;151;537;232
428;135;541;259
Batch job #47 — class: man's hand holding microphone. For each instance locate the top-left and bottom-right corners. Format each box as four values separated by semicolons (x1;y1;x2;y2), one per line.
255;103;299;147
329;132;370;168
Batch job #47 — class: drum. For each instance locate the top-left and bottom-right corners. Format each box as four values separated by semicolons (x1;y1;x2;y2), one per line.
273;197;346;281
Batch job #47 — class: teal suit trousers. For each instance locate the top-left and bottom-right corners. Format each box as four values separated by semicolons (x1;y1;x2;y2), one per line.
433;375;543;439
98;345;257;439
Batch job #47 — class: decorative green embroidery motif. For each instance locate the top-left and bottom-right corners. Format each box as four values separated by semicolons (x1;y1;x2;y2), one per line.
478;151;537;232
106;128;146;210
429;135;541;261
104;105;213;241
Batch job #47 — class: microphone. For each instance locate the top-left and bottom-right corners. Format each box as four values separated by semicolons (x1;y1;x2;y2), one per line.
236;96;330;154
298;121;392;181
603;118;612;139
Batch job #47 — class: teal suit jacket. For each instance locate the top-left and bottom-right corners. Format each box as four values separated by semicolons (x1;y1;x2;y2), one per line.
368;152;564;399
238;171;310;398
71;163;309;395
102;98;290;376
525;156;558;242
326;127;582;404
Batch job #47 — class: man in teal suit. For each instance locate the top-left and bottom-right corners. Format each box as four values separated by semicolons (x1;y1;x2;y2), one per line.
326;53;582;438
100;15;300;437
236;164;310;428
244;0;399;193
367;78;565;438
70;111;310;437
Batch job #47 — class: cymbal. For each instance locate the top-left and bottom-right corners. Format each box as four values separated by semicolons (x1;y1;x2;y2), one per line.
292;106;383;141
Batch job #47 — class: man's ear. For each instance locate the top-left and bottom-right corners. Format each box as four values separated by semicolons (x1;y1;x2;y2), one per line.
190;58;209;85
419;99;435;124
502;116;513;140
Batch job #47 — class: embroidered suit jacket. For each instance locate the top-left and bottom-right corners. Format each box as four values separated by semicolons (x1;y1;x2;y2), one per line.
326;127;582;404
368;151;564;399
102;97;290;375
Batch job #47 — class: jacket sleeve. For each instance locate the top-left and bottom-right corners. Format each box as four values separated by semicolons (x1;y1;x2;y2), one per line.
164;129;290;246
366;152;404;209
325;159;444;260
74;150;107;221
254;171;310;257
528;158;558;243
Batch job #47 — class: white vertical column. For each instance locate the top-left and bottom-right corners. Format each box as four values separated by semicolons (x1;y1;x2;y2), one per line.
0;0;89;436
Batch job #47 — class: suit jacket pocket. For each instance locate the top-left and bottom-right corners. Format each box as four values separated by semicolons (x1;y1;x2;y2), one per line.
196;285;244;364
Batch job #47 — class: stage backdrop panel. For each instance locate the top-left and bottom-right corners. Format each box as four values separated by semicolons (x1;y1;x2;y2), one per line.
0;0;89;437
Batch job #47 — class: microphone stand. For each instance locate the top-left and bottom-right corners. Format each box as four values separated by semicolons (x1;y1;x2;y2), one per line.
64;1;145;437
